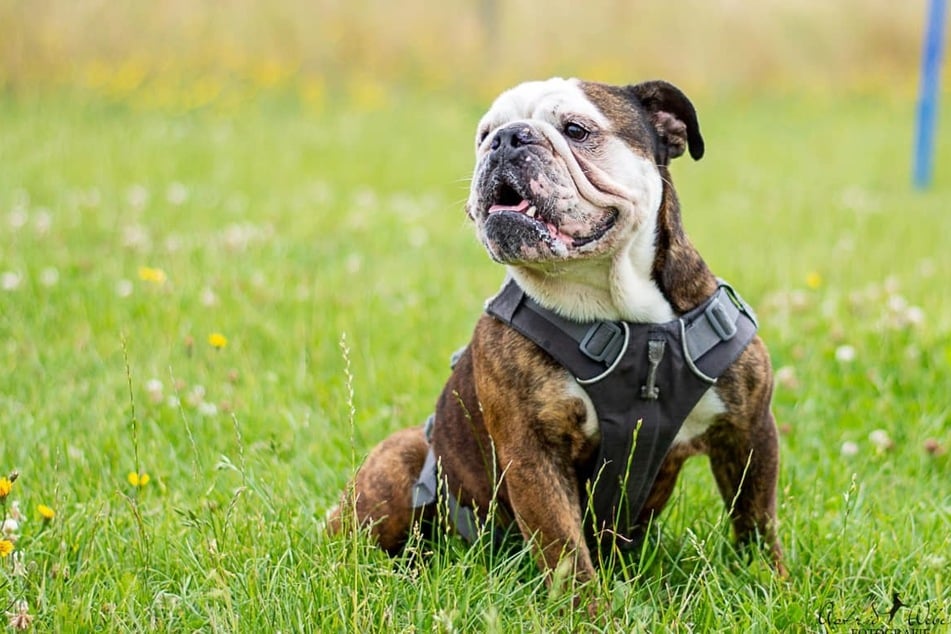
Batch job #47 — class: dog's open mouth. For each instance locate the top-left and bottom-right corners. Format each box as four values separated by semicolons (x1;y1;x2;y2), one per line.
486;183;617;249
488;190;539;219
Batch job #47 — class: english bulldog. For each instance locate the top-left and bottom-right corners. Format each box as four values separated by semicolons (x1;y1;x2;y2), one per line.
327;78;785;587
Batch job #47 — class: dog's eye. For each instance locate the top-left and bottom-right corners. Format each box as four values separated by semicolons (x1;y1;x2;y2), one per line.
477;128;491;145
563;122;589;142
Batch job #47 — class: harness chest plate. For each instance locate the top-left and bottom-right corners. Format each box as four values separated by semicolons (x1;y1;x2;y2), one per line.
484;279;758;549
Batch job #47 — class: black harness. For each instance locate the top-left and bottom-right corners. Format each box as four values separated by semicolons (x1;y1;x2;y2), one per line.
413;279;758;549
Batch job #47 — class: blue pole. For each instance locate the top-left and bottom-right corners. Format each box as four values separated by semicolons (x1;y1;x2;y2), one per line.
914;0;948;189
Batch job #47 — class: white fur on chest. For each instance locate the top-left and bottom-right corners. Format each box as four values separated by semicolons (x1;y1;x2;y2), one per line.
675;388;726;443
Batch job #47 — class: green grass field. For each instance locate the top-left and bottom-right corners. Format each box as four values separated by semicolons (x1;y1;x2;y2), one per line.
1;87;949;632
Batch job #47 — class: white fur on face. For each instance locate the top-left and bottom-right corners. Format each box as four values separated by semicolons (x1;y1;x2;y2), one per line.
475;79;607;146
473;78;671;323
473;78;662;225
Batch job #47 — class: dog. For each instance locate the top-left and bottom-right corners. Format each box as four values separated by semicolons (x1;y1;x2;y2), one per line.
326;78;785;586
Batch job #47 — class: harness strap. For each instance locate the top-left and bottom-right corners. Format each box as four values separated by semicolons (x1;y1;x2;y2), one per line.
411;359;507;546
411;447;481;543
489;279;753;384
488;282;623;384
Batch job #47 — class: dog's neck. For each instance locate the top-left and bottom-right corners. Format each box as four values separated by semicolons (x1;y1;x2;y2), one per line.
507;171;717;324
650;170;718;313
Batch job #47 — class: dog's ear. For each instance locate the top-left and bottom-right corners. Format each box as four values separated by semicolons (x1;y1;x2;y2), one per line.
627;80;704;163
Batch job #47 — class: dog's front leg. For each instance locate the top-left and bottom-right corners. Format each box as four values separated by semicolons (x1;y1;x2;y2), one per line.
708;415;785;575
502;447;596;583
707;346;786;575
471;320;599;585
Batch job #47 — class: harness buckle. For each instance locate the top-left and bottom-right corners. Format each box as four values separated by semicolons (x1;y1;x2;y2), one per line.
720;282;758;328
579;321;626;364
704;296;737;342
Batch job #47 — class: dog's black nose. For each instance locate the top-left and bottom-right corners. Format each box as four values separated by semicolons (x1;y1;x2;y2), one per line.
490;124;540;152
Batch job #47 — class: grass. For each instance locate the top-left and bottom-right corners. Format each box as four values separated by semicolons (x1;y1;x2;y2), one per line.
0;86;949;632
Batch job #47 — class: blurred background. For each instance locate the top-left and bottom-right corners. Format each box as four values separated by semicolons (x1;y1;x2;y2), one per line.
0;0;944;108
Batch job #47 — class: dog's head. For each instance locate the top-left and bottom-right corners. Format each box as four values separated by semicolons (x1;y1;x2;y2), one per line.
466;78;703;268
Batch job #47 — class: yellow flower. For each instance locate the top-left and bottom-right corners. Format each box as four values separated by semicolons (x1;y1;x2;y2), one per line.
208;332;228;349
127;472;151;488
805;271;822;289
138;266;167;284
38;504;56;521
0;539;13;558
0;477;11;499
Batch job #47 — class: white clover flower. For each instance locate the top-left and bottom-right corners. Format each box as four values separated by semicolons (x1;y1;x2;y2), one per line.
789;290;809;310
11;551;26;577
223;223;255;250
34;208;52;234
197;402;218;417
116;279;134;298
200;287;218;307
352;188;378;210
883;275;901;294
835;345;856;363
127;184;149;209
869;429;894;452
1;518;19;536
145;379;164;403
841;441;859;457
166;182;188;206
8;208;28;230
923;554;947;569
887;294;908;313
904;306;925;327
774;366;799;390
9;500;23;522
164;235;183;253
40;267;60;287
122;224;151;251
1;271;22;291
187;385;206;407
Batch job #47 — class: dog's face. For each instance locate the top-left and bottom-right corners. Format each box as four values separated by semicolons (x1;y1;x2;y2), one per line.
466;78;703;267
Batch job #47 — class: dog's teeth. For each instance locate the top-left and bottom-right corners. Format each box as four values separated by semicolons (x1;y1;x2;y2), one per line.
526;206;537;218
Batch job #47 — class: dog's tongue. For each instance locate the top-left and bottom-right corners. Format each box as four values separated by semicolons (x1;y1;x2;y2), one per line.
488;199;531;215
